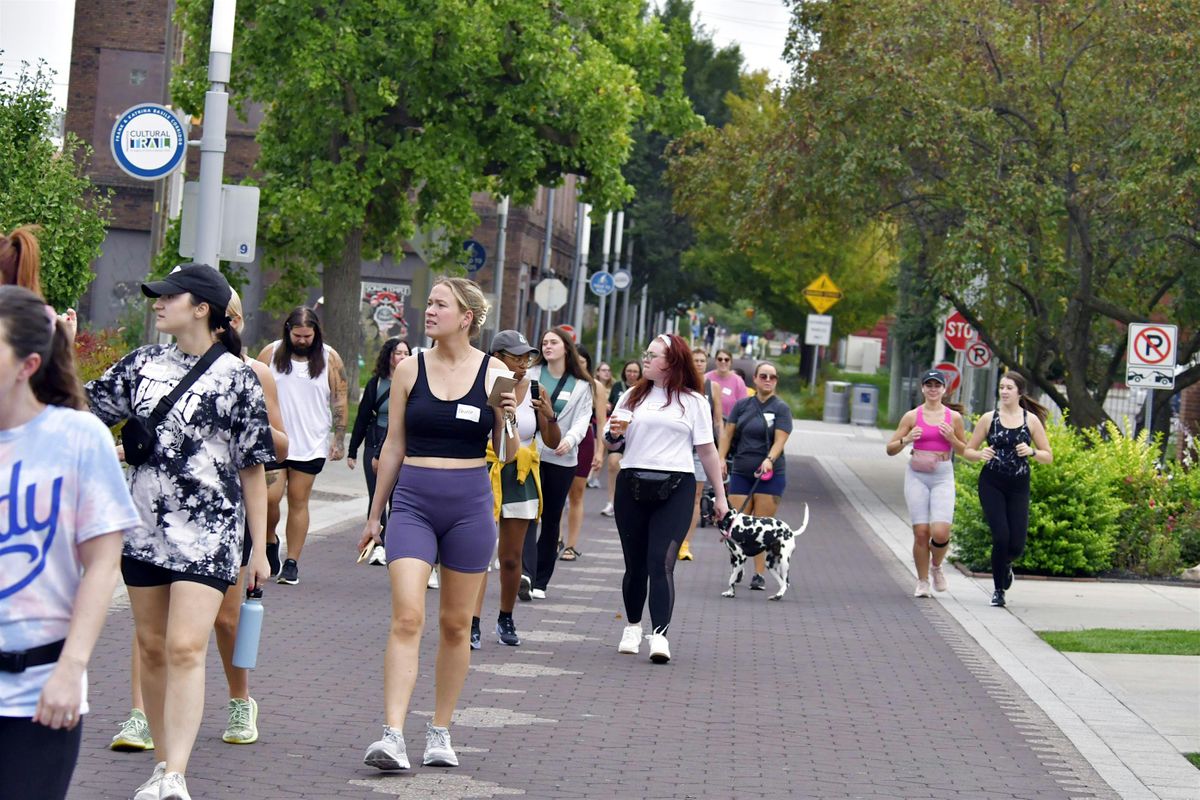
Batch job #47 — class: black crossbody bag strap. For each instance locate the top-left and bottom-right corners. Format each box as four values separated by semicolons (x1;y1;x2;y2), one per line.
146;343;227;428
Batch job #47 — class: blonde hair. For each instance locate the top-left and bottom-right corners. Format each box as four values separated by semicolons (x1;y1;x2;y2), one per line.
227;289;245;332
433;276;489;338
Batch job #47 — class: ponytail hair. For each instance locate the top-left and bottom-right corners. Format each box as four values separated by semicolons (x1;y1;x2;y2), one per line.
190;294;242;356
0;225;43;297
1002;371;1048;425
0;285;86;409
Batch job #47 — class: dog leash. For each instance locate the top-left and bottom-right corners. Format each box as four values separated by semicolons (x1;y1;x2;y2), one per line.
737;474;762;515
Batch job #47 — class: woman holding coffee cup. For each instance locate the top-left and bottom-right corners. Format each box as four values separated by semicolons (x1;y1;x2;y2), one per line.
604;334;728;664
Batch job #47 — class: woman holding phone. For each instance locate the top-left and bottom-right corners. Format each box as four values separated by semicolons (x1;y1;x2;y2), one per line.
471;331;561;648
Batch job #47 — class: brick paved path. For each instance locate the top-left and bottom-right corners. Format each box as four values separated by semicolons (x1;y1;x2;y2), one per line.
70;458;1116;799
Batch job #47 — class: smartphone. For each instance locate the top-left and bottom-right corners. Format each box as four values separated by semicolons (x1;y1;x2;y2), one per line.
530;380;540;400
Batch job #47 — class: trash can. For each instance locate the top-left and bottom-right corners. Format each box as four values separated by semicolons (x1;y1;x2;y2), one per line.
823;381;851;424
850;383;879;426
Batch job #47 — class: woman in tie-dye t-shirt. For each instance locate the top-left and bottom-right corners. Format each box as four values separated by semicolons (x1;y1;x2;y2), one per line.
0;286;140;800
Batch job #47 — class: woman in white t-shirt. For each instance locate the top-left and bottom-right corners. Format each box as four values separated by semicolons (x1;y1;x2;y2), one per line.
0;286;140;800
603;334;729;664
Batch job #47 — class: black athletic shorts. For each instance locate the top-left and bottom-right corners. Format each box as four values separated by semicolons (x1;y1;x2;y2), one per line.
121;556;232;593
264;457;326;476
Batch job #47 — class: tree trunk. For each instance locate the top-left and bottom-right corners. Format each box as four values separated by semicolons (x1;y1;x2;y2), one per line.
324;226;365;402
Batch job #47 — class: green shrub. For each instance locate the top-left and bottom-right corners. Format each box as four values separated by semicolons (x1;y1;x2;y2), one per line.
73;328;126;386
953;419;1120;576
954;418;1200;578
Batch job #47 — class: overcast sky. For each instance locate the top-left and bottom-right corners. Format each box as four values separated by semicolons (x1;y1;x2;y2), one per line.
0;0;790;114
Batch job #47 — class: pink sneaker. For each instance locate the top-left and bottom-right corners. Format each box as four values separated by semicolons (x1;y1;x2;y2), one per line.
913;580;933;598
930;562;947;592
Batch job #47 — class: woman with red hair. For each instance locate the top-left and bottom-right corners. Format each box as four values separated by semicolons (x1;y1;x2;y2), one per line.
603;334;729;664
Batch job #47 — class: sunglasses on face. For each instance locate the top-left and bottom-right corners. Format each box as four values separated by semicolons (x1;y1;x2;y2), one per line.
716;357;731;363
757;373;778;381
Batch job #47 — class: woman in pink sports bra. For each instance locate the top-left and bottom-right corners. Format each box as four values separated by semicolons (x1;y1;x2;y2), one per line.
886;369;968;598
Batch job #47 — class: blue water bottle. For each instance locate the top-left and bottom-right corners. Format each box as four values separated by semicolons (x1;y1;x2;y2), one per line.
232;587;264;669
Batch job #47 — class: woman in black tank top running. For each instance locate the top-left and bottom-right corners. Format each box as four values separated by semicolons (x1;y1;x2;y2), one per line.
357;277;517;772
964;372;1053;607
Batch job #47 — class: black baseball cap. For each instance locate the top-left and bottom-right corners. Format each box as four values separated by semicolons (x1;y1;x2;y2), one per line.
490;330;539;358
142;263;232;313
921;369;947;385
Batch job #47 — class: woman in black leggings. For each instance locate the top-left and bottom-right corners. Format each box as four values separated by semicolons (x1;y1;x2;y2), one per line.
604;334;729;664
964;372;1052;607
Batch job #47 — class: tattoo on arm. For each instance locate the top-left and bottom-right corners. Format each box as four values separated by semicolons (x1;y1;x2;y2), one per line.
331;361;349;432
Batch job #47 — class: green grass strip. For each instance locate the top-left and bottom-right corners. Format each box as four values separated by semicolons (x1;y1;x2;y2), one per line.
1185;753;1200;770
1038;629;1200;656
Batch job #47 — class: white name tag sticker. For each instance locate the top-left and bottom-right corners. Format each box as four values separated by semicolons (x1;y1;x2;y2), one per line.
764;412;776;426
456;404;481;423
722;386;733;396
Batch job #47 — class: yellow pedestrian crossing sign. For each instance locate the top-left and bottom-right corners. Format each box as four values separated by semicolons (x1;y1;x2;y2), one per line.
804;273;843;314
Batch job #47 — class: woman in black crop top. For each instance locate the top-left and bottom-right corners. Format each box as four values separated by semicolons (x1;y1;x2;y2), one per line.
357;277;517;772
964;372;1053;608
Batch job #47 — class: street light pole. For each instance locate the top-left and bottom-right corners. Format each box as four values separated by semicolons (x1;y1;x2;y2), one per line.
192;0;236;267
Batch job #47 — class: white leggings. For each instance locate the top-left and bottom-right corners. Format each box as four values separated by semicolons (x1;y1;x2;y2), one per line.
903;460;956;525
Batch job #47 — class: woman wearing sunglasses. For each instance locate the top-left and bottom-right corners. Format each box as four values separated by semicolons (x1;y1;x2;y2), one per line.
605;334;728;663
717;362;794;591
705;349;743;421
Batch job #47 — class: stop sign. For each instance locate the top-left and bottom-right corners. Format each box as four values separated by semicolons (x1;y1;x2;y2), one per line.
944;311;975;352
933;361;962;393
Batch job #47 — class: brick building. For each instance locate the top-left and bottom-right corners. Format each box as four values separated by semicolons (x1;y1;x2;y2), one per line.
65;0;585;348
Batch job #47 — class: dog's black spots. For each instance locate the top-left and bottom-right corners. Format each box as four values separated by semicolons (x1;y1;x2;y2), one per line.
717;506;809;600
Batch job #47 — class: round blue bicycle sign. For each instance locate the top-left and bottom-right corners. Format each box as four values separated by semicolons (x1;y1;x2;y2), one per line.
110;104;187;180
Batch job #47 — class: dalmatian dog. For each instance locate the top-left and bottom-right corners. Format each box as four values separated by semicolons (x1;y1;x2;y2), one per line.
716;504;809;600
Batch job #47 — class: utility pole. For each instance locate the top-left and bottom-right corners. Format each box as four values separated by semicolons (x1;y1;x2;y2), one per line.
619;233;633;357
572;203;591;331
595;211;613;363
539;187;556;332
192;0;237;267
606;211;624;361
492;196;509;332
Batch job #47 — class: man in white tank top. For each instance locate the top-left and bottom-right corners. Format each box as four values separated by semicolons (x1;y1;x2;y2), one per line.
256;307;349;585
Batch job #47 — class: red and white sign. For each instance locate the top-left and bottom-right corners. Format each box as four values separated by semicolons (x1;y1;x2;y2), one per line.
933;361;962;393
1127;323;1177;368
943;311;975;352
965;340;992;368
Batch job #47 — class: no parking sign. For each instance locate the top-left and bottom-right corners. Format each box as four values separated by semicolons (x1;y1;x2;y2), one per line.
1126;323;1177;389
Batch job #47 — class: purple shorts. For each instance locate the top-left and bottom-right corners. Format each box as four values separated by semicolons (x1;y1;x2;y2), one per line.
384;465;497;573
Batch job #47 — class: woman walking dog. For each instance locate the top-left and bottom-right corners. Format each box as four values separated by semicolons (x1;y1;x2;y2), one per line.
605;334;728;664
886;369;968;598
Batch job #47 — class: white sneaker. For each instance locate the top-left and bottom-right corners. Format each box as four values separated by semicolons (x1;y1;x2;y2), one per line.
648;633;671;664
600;502;615;517
422;722;459;767
929;562;947;592
427;568;439;589
132;761;165;800
530;588;546;600
618;624;642;654
368;545;387;566
913;579;933;598
364;725;409;771
158;771;191;800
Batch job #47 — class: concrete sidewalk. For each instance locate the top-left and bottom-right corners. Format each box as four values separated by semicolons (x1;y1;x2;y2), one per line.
785;419;1200;800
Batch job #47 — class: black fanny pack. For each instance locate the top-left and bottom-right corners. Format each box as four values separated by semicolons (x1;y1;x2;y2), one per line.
628;470;684;502
121;344;225;466
0;639;64;673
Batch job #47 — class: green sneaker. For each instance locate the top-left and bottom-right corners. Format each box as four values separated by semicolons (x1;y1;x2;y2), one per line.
222;697;259;744
111;708;154;751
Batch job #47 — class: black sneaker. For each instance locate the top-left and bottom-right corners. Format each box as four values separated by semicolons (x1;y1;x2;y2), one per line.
990;590;1006;607
277;558;299;585
1004;566;1014;591
749;574;766;591
470;620;481;651
266;541;281;577
518;574;532;602
496;616;521;647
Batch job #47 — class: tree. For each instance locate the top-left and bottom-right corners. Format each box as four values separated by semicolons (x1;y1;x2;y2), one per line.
0;61;110;309
173;0;696;390
621;0;744;308
668;72;897;335
779;0;1200;431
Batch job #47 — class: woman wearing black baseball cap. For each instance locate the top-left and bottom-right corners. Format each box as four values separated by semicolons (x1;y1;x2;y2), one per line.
886;369;968;599
86;263;276;800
